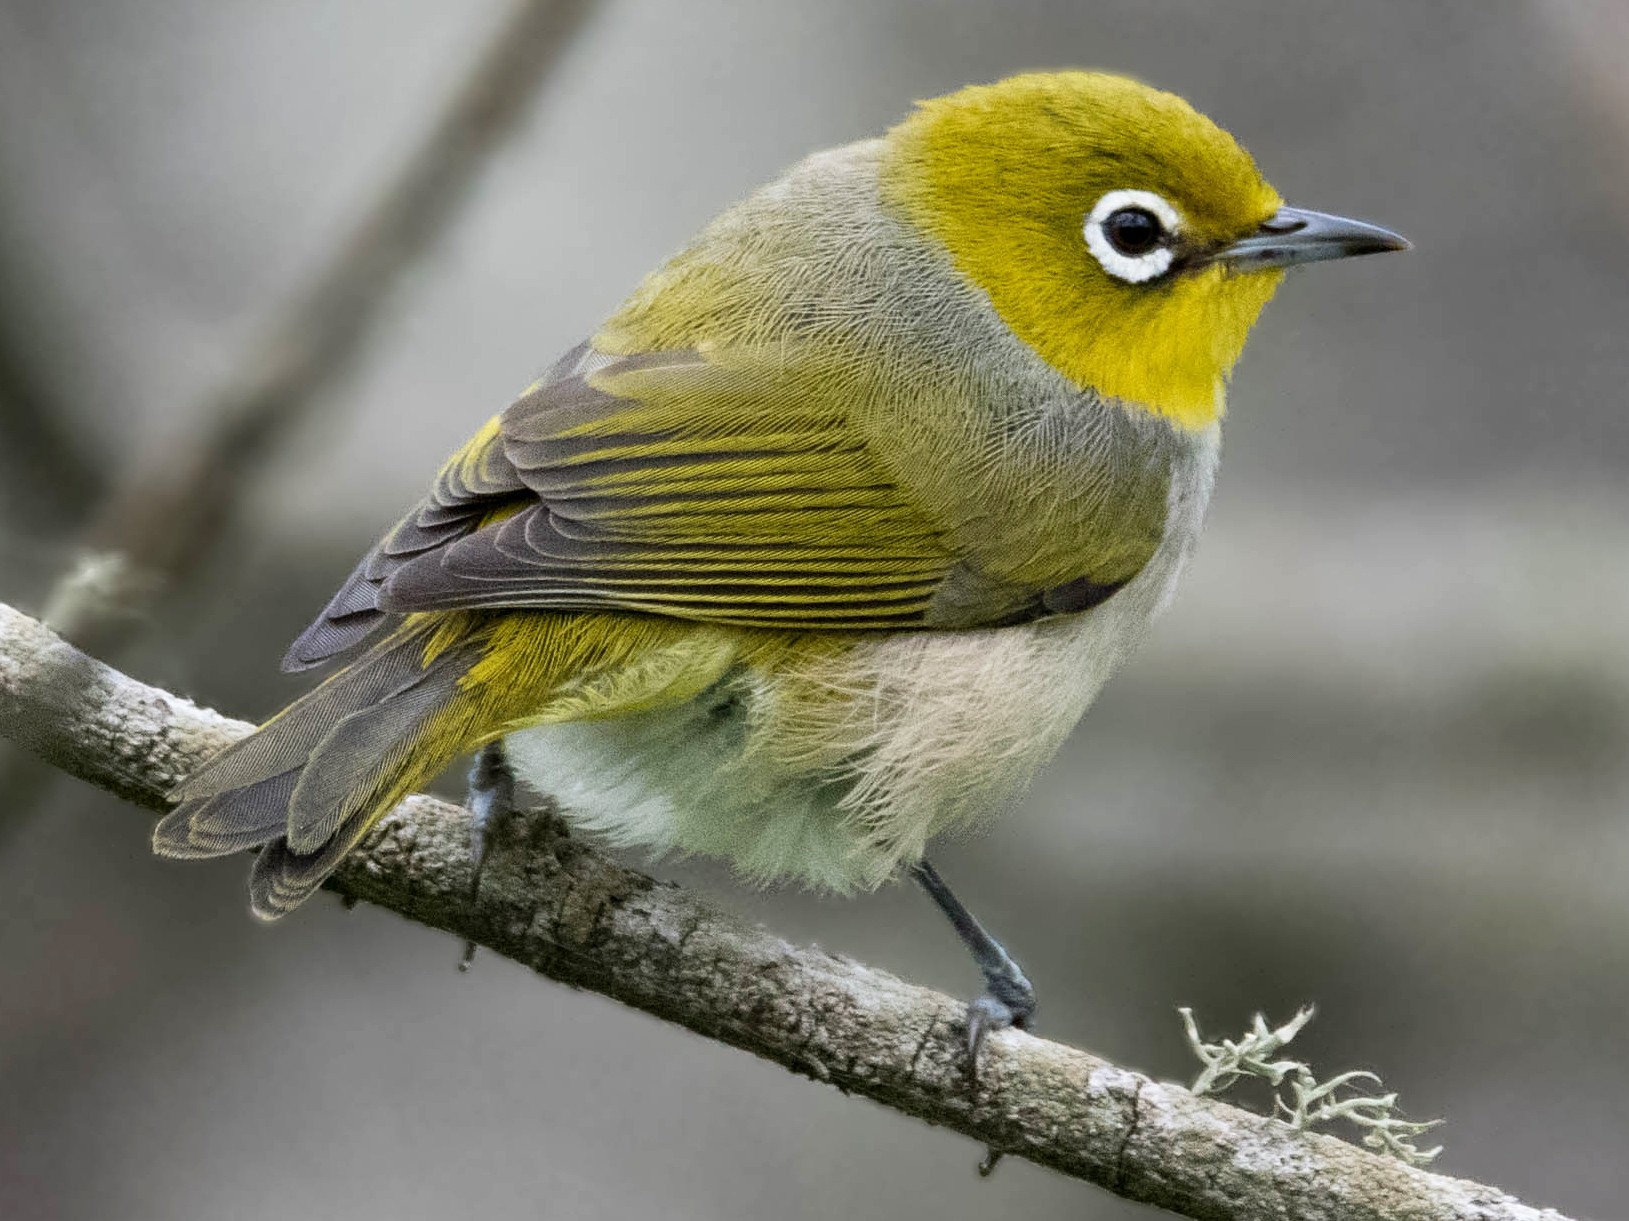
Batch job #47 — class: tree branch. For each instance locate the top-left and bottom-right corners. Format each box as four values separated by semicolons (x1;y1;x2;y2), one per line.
0;600;1573;1221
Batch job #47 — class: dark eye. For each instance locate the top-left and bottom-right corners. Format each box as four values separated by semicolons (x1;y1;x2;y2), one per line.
1104;207;1163;256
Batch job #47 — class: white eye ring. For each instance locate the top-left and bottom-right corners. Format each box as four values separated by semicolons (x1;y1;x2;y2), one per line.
1084;189;1183;283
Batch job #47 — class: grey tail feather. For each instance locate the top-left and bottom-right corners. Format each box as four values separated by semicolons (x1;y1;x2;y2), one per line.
152;772;300;859
283;664;462;853
248;813;379;920
155;624;477;918
170;628;445;806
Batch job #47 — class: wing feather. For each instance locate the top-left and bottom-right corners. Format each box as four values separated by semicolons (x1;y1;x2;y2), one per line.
285;341;1140;662
356;347;955;629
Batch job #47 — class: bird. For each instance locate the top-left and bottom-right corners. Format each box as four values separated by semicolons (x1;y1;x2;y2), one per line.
154;70;1408;1053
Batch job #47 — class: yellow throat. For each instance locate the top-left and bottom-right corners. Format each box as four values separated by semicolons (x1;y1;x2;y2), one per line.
881;71;1287;431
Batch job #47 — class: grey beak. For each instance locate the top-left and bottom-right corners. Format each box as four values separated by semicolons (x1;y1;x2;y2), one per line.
1214;206;1411;270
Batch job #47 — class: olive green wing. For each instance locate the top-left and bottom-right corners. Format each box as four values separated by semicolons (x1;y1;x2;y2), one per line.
284;344;958;669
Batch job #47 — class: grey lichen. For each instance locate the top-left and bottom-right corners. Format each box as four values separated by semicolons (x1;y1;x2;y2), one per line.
1181;1005;1444;1166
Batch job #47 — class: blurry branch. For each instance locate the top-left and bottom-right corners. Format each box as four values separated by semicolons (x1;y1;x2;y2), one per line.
1533;0;1629;218
44;0;597;654
0;602;1573;1221
0;326;105;528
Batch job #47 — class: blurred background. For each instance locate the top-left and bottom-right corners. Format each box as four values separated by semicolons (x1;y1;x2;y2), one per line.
2;1;1626;1217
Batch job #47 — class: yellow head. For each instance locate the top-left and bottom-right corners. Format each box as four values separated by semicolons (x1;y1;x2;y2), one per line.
882;72;1406;430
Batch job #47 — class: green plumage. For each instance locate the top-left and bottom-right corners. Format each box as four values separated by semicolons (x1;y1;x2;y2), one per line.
152;73;1267;914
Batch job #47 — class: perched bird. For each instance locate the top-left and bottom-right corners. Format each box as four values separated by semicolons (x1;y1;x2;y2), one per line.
155;71;1407;1049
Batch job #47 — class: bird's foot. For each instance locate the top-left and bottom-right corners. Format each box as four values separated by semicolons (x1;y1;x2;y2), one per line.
460;740;517;972
965;959;1037;1062
964;956;1036;1177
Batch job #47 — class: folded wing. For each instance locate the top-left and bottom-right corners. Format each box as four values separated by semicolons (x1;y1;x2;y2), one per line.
284;344;955;671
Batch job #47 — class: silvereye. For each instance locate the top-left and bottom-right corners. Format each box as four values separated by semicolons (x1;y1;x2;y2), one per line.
155;71;1407;1048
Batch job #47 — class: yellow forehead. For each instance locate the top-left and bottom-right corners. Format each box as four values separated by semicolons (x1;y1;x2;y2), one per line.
881;72;1286;429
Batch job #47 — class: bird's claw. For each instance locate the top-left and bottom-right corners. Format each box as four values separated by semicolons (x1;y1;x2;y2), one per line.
965;942;1036;1063
964;956;1035;1178
965;990;1033;1062
962;919;1036;1180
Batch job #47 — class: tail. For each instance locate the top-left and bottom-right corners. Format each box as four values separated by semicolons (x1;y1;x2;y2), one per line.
157;609;734;918
154;619;487;919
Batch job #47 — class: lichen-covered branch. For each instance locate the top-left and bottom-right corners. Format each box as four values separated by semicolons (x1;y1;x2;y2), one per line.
0;600;1573;1221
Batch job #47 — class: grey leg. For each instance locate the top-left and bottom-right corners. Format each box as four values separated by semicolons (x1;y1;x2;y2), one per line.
460;739;517;971
912;857;1036;1176
911;859;1037;1058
